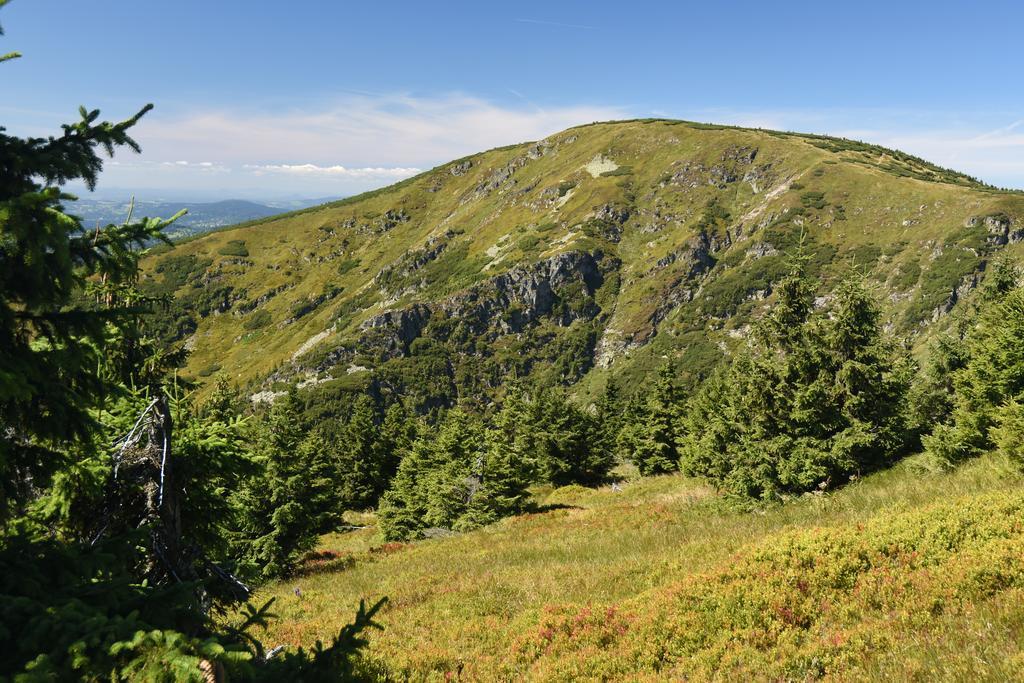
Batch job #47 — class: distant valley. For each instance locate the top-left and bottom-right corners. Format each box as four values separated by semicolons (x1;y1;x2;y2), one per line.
69;196;333;240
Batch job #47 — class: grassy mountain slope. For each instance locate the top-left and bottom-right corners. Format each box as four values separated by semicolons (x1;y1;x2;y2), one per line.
140;119;1024;406
250;454;1024;680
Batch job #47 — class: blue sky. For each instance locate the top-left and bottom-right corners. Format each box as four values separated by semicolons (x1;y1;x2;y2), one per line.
3;0;1023;199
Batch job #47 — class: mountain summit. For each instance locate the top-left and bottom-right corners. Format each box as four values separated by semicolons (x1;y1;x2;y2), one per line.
141;119;1024;408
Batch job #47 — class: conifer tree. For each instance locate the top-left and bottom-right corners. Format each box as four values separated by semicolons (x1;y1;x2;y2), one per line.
376;421;433;541
629;363;682;475
233;389;333;580
0;104;178;519
594;378;626;459
335;394;380;510
378;407;534;540
377;400;415;487
908;260;1016;444
0;11;386;675
678;259;910;501
924;266;1024;467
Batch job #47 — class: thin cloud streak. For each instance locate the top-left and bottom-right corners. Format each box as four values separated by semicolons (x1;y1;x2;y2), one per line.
244;163;422;178
131;93;625;167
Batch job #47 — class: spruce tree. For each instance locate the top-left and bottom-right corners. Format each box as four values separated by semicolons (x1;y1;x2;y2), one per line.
377;401;415;490
594;378;626;460
678;260;910;501
335;394;380;510
924;274;1024;467
0;11;386;675
233;389;333;580
629;364;682;475
378;407;534;540
0;104;178;519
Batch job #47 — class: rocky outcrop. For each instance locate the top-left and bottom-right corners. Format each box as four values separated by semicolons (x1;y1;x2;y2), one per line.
450;160;472;176
663;146;763;190
972;213;1023;246
236;284;290;315
594;203;631;225
932;271;982;321
376;209;411;232
360;304;433;350
356;251;611;357
375;231;454;295
463;157;529;203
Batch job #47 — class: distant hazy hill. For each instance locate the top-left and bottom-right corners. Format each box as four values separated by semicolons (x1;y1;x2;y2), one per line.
70;197;331;240
138;119;1024;407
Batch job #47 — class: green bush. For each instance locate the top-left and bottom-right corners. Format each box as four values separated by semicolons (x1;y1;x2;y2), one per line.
800;191;827;210
600;165;633;177
243;310;273;330
218;240;249;257
336;258;361;276
924;273;1024;467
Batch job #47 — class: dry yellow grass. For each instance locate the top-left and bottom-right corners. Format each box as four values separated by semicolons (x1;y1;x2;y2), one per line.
246;454;1024;680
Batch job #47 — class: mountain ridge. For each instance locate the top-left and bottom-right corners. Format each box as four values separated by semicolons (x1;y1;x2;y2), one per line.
139;118;1024;410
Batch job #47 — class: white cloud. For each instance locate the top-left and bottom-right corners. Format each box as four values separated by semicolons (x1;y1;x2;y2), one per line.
80;93;625;198
131;93;625;169
243;163;422;178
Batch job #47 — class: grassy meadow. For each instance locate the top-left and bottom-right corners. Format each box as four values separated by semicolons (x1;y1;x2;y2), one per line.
247;454;1024;680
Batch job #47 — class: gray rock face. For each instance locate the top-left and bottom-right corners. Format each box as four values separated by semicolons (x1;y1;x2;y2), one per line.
722;145;758;164
664;146;762;190
594;204;631;225
526;141;553;160
932;272;982;321
746;242;779;259
464;158;529;202
374;231;455;295
357;250;611;357
980;213;1023;246
449;160;472;176
236;284;290;314
360;303;433;350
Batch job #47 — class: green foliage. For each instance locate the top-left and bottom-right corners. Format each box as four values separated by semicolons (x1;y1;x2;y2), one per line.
800;190;827;210
326;396;413;512
0;16;387;679
679;259;911;501
153;253;212;294
600;165;633;177
0;533;240;680
622;364;682;475
0;101;179;520
336;257;361;275
217;239;249;257
904;248;982;324
378;383;614;540
378;409;512;540
243;309;273;330
232;389;336;581
923;265;1024;467
500;384;613;488
892;259;921;290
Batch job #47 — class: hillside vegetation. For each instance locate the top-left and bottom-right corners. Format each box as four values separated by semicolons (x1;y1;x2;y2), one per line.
253;455;1024;681
139;119;1024;410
